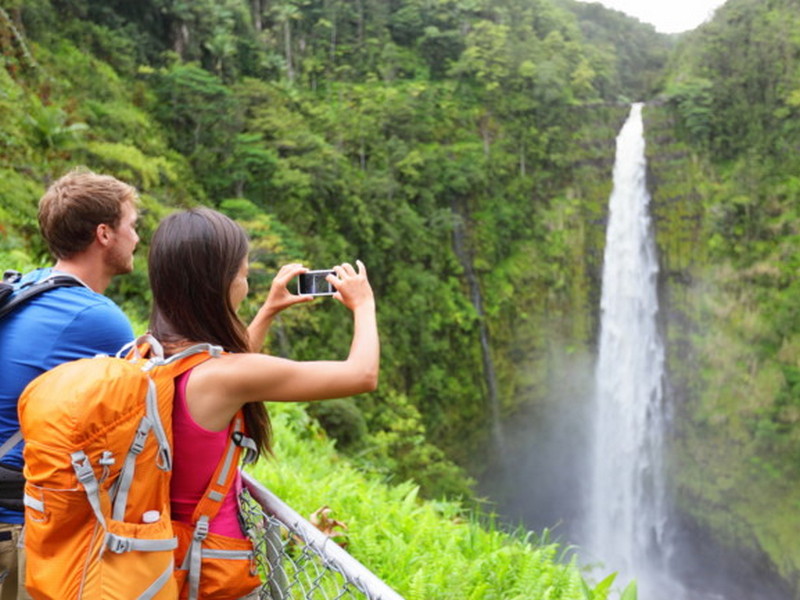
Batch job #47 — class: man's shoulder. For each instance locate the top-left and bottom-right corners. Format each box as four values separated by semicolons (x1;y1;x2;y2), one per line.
2;270;134;354
70;290;131;325
51;284;131;326
9;268;99;309
27;280;119;315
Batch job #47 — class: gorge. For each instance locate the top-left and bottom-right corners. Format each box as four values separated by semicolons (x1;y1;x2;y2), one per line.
477;101;797;599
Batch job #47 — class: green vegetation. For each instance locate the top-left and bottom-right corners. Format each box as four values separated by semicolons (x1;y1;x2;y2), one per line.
3;0;800;596
0;0;658;499
249;403;635;599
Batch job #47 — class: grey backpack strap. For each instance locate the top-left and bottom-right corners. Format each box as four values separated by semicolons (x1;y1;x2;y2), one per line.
0;431;22;462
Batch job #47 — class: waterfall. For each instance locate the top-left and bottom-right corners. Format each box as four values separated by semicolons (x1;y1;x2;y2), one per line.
586;103;670;594
450;197;504;452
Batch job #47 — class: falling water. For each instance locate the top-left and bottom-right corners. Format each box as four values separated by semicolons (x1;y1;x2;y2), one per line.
586;103;670;596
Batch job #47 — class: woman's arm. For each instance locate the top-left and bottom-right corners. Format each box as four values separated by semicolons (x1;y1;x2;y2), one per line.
247;263;312;352
187;261;379;431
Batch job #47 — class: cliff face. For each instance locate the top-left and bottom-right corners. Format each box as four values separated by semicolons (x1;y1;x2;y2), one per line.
643;1;800;592
644;103;800;597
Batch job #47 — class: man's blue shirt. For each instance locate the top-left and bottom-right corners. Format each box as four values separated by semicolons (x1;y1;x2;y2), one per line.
0;268;134;523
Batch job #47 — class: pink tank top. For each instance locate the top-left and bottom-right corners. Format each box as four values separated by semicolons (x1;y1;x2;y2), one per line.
171;369;245;539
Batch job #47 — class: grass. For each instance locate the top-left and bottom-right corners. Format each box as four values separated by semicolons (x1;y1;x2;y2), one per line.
247;403;628;600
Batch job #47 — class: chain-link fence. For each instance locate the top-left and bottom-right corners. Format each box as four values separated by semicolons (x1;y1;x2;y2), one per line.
241;472;405;600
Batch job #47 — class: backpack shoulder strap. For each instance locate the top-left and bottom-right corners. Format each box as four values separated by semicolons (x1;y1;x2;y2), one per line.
125;338;224;375
160;343;225;376
181;411;258;600
0;430;23;462
110;342;224;520
190;411;254;525
0;272;86;320
0;271;85;460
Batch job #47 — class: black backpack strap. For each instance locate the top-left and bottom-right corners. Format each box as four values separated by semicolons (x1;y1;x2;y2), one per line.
0;270;21;305
0;273;86;320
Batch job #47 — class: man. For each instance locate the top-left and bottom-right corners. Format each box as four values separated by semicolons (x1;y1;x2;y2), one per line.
0;169;139;599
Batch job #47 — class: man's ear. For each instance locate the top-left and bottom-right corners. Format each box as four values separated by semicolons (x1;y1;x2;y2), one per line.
96;223;112;247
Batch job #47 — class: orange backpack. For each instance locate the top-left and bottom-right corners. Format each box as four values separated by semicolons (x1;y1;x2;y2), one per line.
18;337;221;600
172;411;262;600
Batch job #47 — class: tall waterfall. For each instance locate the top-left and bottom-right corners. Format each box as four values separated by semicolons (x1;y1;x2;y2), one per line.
586;103;669;594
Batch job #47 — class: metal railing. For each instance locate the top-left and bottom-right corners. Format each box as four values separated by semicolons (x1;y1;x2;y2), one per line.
241;471;405;600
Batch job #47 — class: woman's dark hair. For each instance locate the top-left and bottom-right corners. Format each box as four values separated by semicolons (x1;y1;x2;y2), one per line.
149;208;271;456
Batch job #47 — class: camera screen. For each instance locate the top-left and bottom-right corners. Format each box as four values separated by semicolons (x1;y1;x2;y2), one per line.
298;271;335;296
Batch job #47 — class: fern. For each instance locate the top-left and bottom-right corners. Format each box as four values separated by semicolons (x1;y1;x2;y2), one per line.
247;403;619;600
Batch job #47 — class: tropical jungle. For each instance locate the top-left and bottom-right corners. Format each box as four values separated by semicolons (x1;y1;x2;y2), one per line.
1;0;799;598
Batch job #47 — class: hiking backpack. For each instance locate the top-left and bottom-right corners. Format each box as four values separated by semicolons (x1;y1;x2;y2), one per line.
18;336;221;600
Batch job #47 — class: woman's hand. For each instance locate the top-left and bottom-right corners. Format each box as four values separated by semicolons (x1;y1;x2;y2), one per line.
261;263;315;318
329;260;374;311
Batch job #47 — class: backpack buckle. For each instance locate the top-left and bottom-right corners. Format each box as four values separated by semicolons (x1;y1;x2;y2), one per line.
71;453;94;484
193;518;209;542
130;421;150;455
2;270;21;284
232;432;258;465
107;534;132;554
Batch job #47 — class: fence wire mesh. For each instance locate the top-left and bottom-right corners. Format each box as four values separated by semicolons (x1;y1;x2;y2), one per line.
240;486;392;600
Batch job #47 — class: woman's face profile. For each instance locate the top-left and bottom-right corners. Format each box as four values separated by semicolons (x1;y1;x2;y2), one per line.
229;257;250;311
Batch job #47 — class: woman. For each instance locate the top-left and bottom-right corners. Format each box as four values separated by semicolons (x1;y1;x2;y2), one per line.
147;208;379;599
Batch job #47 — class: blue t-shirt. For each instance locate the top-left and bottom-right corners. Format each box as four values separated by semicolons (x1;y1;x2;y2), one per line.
0;268;134;523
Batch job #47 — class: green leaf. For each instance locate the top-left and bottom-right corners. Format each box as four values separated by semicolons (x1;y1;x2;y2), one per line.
620;580;638;600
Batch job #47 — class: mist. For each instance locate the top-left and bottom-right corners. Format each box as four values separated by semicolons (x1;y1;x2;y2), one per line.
476;346;594;547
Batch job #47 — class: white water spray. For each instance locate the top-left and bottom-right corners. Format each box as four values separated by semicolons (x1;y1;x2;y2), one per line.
586;103;669;595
